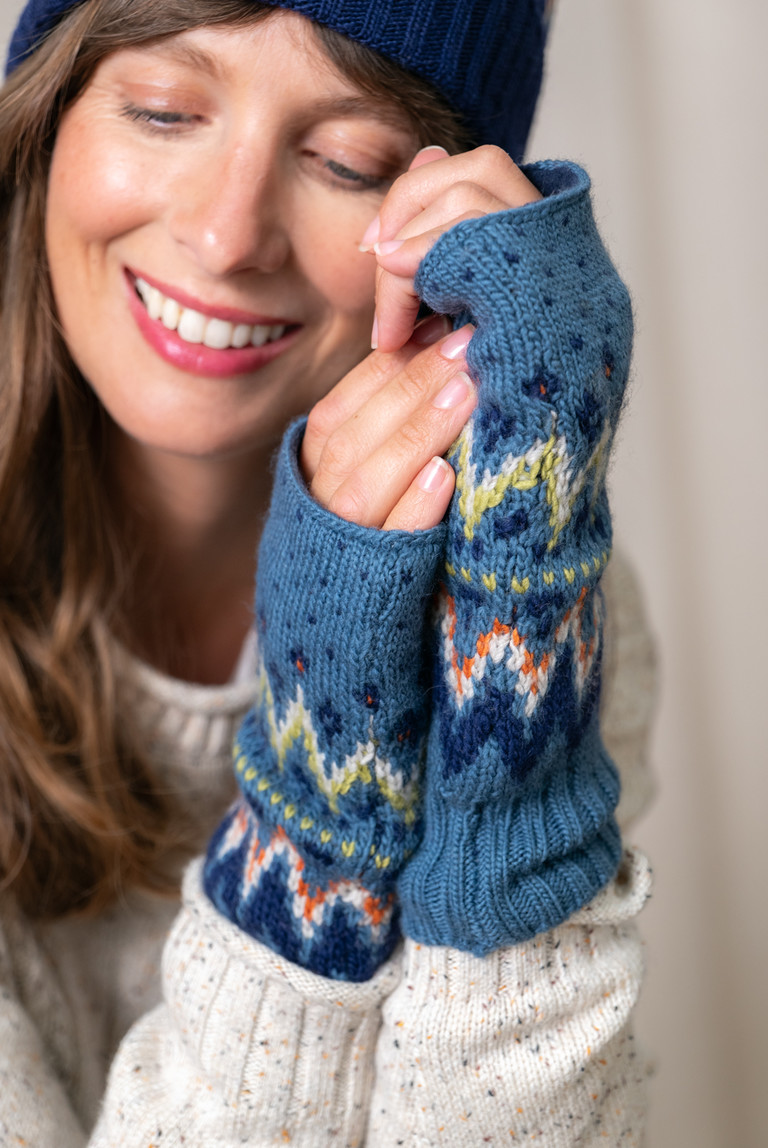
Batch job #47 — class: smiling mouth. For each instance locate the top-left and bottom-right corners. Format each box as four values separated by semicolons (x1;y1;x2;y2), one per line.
133;276;290;350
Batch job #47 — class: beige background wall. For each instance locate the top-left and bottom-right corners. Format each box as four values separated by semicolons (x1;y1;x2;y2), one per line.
3;2;767;1145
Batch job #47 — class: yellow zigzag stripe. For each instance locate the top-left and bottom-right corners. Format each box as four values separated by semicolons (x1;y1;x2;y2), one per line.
254;667;418;825
450;417;612;550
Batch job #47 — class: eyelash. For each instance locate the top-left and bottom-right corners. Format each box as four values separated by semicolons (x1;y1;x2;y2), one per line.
120;105;393;191
120;104;198;132
321;158;387;192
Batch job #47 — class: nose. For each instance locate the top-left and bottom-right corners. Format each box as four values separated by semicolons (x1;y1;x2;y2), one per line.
168;140;291;278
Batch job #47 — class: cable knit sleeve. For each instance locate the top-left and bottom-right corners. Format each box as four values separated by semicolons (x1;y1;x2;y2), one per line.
89;861;398;1147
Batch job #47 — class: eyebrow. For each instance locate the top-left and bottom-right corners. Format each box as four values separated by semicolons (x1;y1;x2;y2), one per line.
143;39;226;80
141;41;414;132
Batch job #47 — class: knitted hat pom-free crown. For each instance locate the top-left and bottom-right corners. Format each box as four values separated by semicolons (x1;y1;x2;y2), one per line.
6;0;550;161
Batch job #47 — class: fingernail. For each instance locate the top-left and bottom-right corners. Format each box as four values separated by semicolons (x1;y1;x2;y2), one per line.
417;456;450;493
371;315;378;349
360;214;381;250
433;372;473;410
373;239;404;256
415;145;449;159
412;314;451;346
440;325;474;361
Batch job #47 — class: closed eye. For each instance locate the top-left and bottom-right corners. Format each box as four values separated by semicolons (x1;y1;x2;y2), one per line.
119;103;202;132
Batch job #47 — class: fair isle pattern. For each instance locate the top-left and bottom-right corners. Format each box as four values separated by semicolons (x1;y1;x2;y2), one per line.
204;416;445;980
248;658;419;826
206;799;398;981
216;802;396;941
398;161;632;953
441;581;603;717
451;413;612;549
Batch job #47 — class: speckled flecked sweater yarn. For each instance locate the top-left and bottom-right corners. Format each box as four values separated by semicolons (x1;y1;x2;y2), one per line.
0;551;653;1146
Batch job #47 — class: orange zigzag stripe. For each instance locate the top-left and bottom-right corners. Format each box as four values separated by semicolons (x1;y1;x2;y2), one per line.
444;586;591;702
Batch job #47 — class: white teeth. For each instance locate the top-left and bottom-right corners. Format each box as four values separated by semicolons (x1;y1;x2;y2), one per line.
177;307;206;344
203;318;234;349
147;286;164;321
161;298;181;331
134;275;288;350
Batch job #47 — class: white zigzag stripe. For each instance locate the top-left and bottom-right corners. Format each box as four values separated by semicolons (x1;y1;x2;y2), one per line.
255;661;418;820
217;809;394;941
442;589;602;718
453;415;612;548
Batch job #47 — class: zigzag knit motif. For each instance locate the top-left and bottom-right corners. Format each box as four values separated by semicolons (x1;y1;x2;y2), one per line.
206;798;398;980
397;160;631;954
204;421;445;981
205;160;633;972
441;581;602;718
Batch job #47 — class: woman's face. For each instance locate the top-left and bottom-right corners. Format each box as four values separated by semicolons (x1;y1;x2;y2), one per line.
45;12;418;459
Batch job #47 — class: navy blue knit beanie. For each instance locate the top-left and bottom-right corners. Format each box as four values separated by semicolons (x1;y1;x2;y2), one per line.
5;0;549;160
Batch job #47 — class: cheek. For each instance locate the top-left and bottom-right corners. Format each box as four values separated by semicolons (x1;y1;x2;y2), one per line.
296;204;378;318
46;115;161;271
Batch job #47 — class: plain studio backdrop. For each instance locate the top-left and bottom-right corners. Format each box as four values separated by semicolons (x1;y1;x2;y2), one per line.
2;3;767;1146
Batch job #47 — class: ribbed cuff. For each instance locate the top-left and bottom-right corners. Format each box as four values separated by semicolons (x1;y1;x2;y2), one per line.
399;803;622;955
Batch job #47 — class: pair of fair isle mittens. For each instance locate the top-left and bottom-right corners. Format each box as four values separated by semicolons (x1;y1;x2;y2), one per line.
204;161;630;981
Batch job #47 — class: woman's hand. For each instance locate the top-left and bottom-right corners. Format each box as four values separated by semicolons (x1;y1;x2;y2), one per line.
364;145;542;352
301;145;541;533
301;321;476;532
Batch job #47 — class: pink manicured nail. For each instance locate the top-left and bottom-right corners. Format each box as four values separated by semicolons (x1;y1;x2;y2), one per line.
374;239;404;256
360;214;381;249
412;314;451;345
371;315;378;349
413;145;449;161
440;325;474;361
417;456;450;493
433;372;472;410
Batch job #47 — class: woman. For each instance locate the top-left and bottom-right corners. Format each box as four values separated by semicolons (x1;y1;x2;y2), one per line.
0;1;655;1143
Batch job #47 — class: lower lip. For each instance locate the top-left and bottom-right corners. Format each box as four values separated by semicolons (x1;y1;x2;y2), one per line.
124;272;299;378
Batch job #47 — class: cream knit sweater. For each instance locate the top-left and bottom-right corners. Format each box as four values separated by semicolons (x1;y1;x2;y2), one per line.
0;551;655;1147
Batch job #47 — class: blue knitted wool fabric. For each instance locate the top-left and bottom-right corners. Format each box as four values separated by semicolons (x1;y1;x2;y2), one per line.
5;0;549;160
205;160;631;975
397;160;631;954
203;424;446;981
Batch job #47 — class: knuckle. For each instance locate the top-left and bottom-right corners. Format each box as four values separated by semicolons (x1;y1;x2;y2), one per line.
395;417;432;457
476;143;511;170
394;361;433;407
319;429;357;480
441;179;480;214
305;400;335;446
327;479;370;525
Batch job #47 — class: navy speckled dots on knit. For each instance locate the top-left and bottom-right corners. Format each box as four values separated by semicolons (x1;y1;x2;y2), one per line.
397;160;631;954
203;426;446;981
204;160;632;975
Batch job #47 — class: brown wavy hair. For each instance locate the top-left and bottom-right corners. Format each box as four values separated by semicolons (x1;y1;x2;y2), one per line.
0;0;469;919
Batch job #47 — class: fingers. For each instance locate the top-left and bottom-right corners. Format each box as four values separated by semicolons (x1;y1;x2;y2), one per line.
300;314;451;480
372;206;493;351
308;325;477;530
382;455;455;532
361;145;542;351
377;144;542;241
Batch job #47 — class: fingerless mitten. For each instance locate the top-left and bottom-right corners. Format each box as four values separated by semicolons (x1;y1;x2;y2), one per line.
204;423;445;980
398;160;632;954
